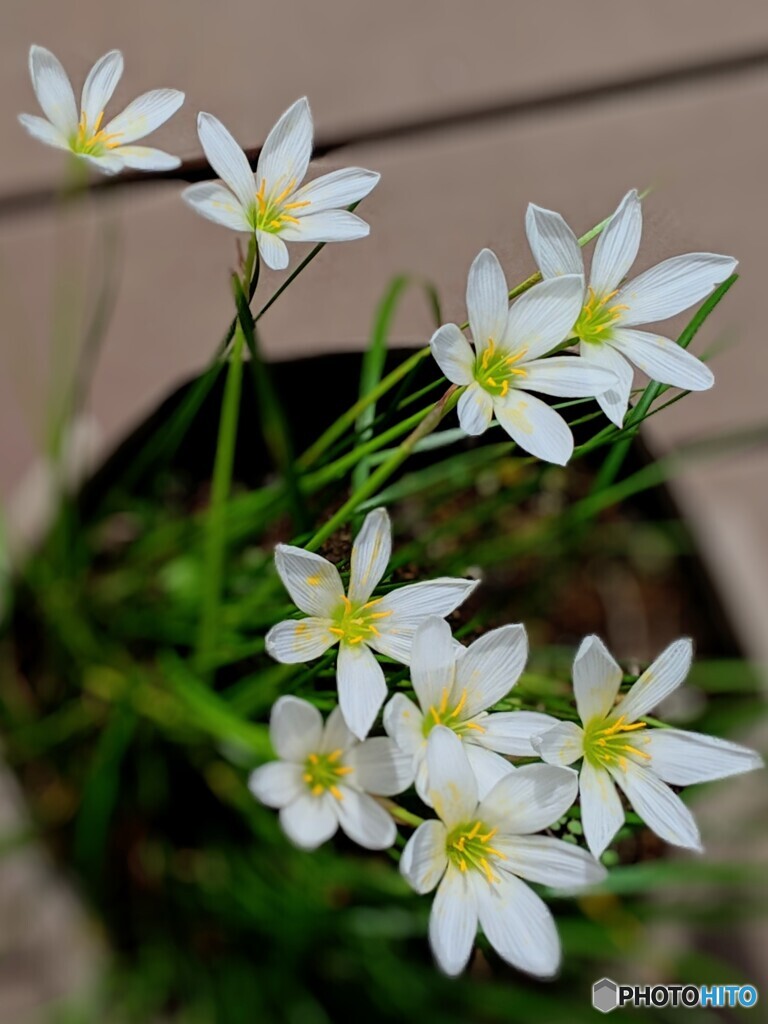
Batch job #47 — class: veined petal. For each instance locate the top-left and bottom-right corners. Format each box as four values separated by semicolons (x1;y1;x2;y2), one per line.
18;113;69;151
182;182;251;231
337;642;387;740
383;693;425;756
116;146;180;171
495;392;574;466
279;210;369;242
580;340;633;428
248;761;304;809
617;253;738;325
256;96;313;197
474;871;560;978
644;729;763;786
474;710;559;756
579;760;624;858
320;705;357;755
81;50;124;130
197;112;255;212
270;696;323;761
265;617;336;664
525;203;583;279
455;624;528;719
457;383;493;436
290;166;380;213
279;792;338;850
426;727;478;828
104;88;184;144
521;356;616;399
410;617;457;712
429;867;478;976
348;507;391;605
466;249;508;354
573;634;623;725
611;761;702;851
589;189;642;297
616;638;693;723
464;743;515;800
336;788;396;850
274;544;344;617
430;324;475;386
478;763;578;834
28;45;78;135
497;834;607;890
532;721;585;766
502;274;584;361
257;230;289;270
375;578;479;635
348;736;415;795
610;329;714;392
400;819;448;893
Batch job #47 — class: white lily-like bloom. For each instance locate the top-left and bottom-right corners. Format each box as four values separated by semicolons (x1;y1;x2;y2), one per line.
533;635;764;858
526;190;738;426
19;46;184;174
384;616;557;801
182;98;380;270
401;727;605;977
265;508;478;741
429;249;617;466
249;696;413;850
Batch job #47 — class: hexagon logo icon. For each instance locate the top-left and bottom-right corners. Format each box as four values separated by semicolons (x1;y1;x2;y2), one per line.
592;978;619;1013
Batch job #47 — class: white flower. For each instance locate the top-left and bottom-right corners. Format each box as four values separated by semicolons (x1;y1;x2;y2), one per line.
533;635;764;858
526;190;738;426
19;45;184;175
182;98;380;270
400;727;605;977
249;696;413;851
430;249;616;466
384;616;556;802
265;508;478;741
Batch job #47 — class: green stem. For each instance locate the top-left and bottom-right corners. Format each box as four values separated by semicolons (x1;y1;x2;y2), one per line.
379;799;425;829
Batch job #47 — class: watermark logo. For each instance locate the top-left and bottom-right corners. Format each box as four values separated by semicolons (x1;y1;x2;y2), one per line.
592;978;759;1013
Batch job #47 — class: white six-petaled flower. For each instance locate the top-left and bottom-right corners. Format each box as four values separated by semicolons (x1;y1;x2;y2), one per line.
182;98;380;270
429;248;617;465
526;190;738;427
19;45;184;175
265;508;478;741
249;696;413;851
384;616;556;802
532;635;764;858
400;727;605;977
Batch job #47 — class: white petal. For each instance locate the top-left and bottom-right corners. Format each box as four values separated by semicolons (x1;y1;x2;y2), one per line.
617;253;738;325
429;867;478;976
502;274;584;361
290;166;380;213
366;623;418;663
426;727;478;828
644;728;764;786
257;230;290;270
466;249;509;352
409;617;457;712
579;760;624;858
573;634;623;725
279;792;338;850
81;50;124;130
18;113;69;151
497;834;607;890
248;761;304;808
28;45;78;135
336;788;396;849
197;112;255;212
279;210;369;242
265;617;336;664
182;182;251;231
610;329;714;392
413;752;431;805
256;96;313;196
474;871;560;978
383;693;425;756
347;736;414;795
455;624;528;719
81;153;124;175
525;203;583;279
430;324;476;386
532;722;585;766
611;761;702;851
116;146;180;171
337;642;387;740
521;356;616;398
464;743;515;800
589;189;642;297
274;544;344;617
320;705;357;755
104;88;184;144
474;710;559;756
348;507;391;606
478;764;577;834
373;578;479;660
457;383;493;436
270;695;323;761
580;340;634;428
495;392;574;466
400;819;448;894
616;638;693;723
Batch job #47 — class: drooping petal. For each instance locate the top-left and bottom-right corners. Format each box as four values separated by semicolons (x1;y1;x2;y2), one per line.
616;253;738;326
430;324;476;386
81;50;124;130
279;210;369;242
474;871;560;978
589;189;642;297
257;230;289;270
478;763;578;834
409;617;457;712
457;382;494;436
337;642;387;740
248;761;305;808
579;759;624;858
256;96;313;197
429;867;478;976
348;507;392;606
320;704;357;755
616;638;693;723
289;166;380;212
644;729;763;786
525;203;583;279
532;721;585;766
265;617;336;664
273;544;345;617
573;634;624;725
455;624;528;719
521;356;616;398
579;340;634;428
474;710;559;756
497;834;607;890
495;392;574;466
335;788;396;849
279;792;338;850
116;146;180;171
426;727;478;828
197;112;255;212
610;329;714;391
269;695;323;761
466;249;509;354
502;274;584;361
347;736;415;795
181;182;251;231
383;693;425;756
400;819;448;893
28;45;79;136
611;761;702;851
104;88;184;144
464;743;515;800
18;113;69;151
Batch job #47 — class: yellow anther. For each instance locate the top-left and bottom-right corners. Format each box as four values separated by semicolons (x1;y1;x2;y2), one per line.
329;785;344;801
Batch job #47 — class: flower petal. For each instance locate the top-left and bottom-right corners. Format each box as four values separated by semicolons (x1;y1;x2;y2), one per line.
457;382;494;436
348;507;392;605
265;617;336;664
256;96;313;197
274;544;344;617
28;45;78;135
430;324;476;386
464;743;515;800
644;728;763;786
426;727;478;828
290;166;380;212
532;721;585;766
466;249;508;353
589;189;642;297
373;579;479;662
611;761;702;851
455;624;528;719
573;634;623;725
348;736;414;795
337;642;387;740
181;182;251;231
503;274;584;361
279;792;338;850
400;819;448;893
579;340;634;428
521;356;616;398
409;617;458;712
18;113;68;151
474;871;560;978
610;328;714;391
383;693;424;756
474;710;559;756
116;146;180;171
616;638;693;723
336;788;396;849
248;761;304;808
81;50;124;130
270;695;323;761
257;230;289;270
525;203;583;279
495;392;574;466
497;834;606;890
197;112;255;212
104;88;184;144
617;253;738;325
579;759;624;858
279;210;369;242
429;866;478;976
478;763;578;834
320;704;357;755
81;153;124;175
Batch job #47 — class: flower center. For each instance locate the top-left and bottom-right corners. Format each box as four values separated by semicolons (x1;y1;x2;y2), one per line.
328;595;393;646
252;176;311;234
302;749;353;800
583;714;650;771
72;110;123;155
573;287;629;344
422;686;486;739
447;820;506;882
475;340;528;398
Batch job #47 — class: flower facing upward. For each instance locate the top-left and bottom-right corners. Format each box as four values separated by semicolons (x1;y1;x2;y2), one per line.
526;190;738;426
265;508;478;741
384;616;556;801
182;98;380;270
533;635;764;858
429;249;617;465
19;46;184;174
249;696;413;850
400;727;605;977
